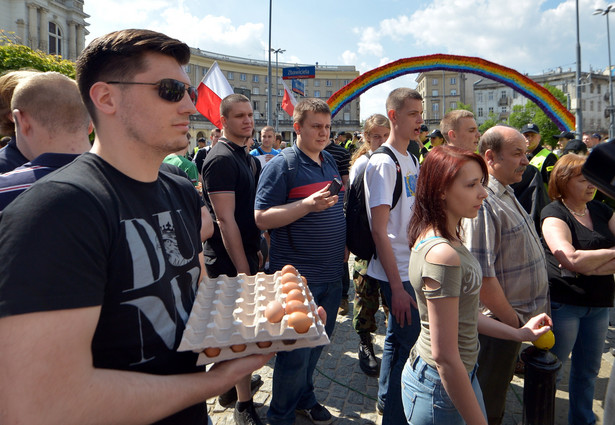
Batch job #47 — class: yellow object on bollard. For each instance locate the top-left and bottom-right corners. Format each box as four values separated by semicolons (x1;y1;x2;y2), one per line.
533;330;555;350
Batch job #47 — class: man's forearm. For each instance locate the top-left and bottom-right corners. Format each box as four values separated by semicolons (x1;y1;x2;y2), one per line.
218;219;250;274
480;276;520;328
255;199;309;230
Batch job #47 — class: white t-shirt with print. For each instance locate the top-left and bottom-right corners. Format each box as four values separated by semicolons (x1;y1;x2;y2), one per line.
364;143;419;282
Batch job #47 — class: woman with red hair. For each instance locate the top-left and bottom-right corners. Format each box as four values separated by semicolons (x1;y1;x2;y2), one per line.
401;146;552;425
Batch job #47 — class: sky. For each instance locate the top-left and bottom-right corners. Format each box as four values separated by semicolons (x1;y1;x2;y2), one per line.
84;0;613;120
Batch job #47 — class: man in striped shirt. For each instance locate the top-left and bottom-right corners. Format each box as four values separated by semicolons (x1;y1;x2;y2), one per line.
0;72;91;211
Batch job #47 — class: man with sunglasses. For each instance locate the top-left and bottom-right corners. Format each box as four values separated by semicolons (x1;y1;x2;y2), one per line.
0;29;272;425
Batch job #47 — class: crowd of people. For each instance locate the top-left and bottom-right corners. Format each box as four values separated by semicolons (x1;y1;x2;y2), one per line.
0;28;614;425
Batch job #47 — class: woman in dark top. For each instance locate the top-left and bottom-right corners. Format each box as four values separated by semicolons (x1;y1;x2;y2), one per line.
541;153;615;425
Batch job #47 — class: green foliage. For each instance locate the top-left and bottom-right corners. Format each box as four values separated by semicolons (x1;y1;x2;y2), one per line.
479;112;500;133
507;84;568;149
0;31;75;78
453;102;473;113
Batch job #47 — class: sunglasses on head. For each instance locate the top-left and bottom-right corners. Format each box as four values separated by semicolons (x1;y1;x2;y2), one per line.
106;79;198;104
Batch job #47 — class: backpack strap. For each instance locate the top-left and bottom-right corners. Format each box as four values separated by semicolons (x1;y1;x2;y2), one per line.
373;145;403;209
257;146;265;156
280;146;301;251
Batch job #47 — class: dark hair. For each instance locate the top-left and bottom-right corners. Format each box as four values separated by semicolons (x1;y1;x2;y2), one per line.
408;145;488;246
75;29;190;124
220;93;250;118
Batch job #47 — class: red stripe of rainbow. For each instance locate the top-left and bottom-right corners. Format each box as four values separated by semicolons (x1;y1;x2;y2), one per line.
327;54;575;131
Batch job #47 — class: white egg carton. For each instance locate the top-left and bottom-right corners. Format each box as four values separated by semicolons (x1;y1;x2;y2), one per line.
178;271;330;365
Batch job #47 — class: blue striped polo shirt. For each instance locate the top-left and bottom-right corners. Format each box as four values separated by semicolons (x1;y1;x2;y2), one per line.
255;146;346;286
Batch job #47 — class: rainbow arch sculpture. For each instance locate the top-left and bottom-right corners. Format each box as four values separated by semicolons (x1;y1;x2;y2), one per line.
327;54;575;131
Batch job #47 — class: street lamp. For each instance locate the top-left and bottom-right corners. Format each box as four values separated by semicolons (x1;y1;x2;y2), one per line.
271;48;285;131
267;0;272;125
594;5;615;139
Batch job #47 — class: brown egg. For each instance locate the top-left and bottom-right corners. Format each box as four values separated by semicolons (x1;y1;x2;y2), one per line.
285;288;305;303
203;347;221;357
265;300;285;323
281;264;298;275
280;273;301;285
288;311;312;334
282;339;297;345
282;281;301;294
256;340;273;348
285;299;309;315
230;344;247;353
301;275;307;285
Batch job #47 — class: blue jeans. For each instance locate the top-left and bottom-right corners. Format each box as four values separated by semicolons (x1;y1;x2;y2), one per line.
402;355;486;425
267;280;342;425
377;279;421;425
550;302;609;425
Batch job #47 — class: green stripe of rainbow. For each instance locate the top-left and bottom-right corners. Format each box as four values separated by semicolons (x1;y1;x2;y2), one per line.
327;54;575;131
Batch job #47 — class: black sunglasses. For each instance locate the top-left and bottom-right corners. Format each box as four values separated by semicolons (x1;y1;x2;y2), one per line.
106;79;198;104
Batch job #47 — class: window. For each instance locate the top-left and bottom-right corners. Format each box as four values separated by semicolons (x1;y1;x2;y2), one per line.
450;89;457;96
501;106;507;113
252;75;259;83
488;92;494;101
326;90;332;97
432;103;439;112
450;101;457;110
184;64;191;72
343;80;350;85
590;100;594;111
48;22;62;56
432;89;439;97
227;72;234;80
202;67;208;75
450;77;456;85
433;112;439;120
513;91;518;99
314;90;321;98
253;101;259;111
432;78;438;85
478;107;484;117
477;92;483;102
326;80;332;87
590;84;594;94
488;107;494;114
598;84;602;94
252;87;260;95
314;80;320;87
501;91;506;99
240;73;246;81
278;89;283;97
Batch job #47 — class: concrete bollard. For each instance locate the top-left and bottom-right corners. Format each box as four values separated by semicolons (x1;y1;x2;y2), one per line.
521;346;562;425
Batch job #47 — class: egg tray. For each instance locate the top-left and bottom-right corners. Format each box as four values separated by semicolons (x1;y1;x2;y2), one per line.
178;271;330;365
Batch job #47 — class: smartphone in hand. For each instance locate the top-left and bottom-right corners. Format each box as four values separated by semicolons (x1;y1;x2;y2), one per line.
328;178;342;196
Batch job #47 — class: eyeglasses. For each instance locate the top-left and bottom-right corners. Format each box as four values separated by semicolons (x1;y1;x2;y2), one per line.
106;79;198;104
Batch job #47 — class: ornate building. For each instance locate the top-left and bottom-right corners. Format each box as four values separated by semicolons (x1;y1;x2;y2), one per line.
0;0;89;61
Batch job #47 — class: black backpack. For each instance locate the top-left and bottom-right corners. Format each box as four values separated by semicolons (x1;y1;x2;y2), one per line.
344;145;407;261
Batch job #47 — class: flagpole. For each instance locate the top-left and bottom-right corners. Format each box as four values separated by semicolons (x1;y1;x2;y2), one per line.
267;0;273;126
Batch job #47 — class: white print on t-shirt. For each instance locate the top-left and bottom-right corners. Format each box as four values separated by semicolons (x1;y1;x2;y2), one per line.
121;210;199;362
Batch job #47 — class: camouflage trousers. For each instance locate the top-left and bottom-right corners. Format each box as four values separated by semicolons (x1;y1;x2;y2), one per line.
352;258;389;334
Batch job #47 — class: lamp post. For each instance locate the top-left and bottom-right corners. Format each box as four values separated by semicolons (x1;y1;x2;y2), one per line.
576;0;583;136
594;5;615;139
267;0;273;126
271;48;285;132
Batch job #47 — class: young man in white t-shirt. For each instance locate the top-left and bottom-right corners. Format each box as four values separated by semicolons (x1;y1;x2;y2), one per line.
364;87;422;425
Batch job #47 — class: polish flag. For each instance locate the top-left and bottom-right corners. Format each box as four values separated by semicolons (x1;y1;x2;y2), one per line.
196;61;234;129
281;80;298;117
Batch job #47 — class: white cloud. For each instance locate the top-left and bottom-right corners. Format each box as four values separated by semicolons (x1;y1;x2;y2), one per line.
342;50;358;65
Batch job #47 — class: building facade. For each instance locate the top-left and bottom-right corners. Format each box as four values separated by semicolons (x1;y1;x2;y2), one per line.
416;71;481;127
187;48;360;144
0;0;89;61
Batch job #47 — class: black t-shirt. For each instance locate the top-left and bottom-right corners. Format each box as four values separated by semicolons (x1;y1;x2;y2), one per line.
540;200;615;307
201;139;261;274
0;153;205;424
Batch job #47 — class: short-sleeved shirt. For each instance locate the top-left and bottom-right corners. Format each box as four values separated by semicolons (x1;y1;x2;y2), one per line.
541;200;615;307
364;142;419;282
324;141;350;177
462;177;549;323
201;138;261;273
0;152;79;211
0;137;28;173
409;236;482;372
163;154;198;186
0;152;204;424
254;145;346;286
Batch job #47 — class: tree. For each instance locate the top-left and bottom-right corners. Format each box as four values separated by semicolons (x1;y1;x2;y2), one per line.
479;112;500;133
507;84;568;149
0;31;75;78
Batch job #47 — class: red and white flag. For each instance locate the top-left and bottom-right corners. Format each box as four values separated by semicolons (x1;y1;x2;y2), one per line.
196;61;234;129
281;80;298;117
